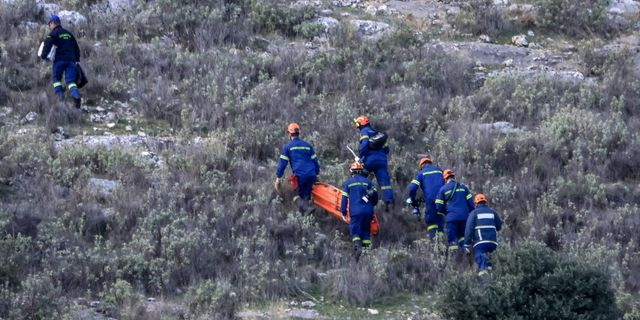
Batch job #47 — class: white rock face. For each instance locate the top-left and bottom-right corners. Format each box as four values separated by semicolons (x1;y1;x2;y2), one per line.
478;121;519;134
88;178;119;197
608;0;640;27
314;17;340;35
350;19;393;40
58;10;87;27
511;35;528;47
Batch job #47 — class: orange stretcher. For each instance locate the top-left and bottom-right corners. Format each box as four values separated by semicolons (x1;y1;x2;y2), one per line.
288;176;380;235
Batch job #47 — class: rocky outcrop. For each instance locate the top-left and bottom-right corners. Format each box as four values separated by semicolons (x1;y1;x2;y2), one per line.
350;19;393;40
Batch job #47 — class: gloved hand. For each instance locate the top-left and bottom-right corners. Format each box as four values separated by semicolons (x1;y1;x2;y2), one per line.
274;177;282;191
412;207;420;219
405;198;413;206
463;246;471;255
354;156;362;163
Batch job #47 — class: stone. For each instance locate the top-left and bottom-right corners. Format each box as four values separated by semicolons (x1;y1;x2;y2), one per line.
608;0;640;27
502;59;514;67
511;34;528;47
314;17;340;35
88;178;118;196
287;309;319;319
106;123;116;128
527;30;535;37
38;2;61;19
349;20;393;40
57;10;87;27
96;106;106;112
137;131;146;137
125;125;133;131
301;301;316;308
368;308;380;315
479;34;491;43
22;111;38;124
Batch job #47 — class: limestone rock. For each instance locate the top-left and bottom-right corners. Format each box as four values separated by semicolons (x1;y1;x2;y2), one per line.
88;178;118;196
57;10;87;27
314;17;340;35
511;34;528;47
22;111;38;124
350;19;393;40
479;34;491;43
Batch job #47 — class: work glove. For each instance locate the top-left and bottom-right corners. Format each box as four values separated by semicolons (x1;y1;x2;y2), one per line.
412;207;420;219
274;177;282;191
405;198;413;206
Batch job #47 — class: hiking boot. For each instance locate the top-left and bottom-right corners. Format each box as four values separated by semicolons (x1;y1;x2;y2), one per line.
353;240;363;262
384;201;395;213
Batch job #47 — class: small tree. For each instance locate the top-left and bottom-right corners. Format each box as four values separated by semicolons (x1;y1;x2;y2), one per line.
438;242;621;320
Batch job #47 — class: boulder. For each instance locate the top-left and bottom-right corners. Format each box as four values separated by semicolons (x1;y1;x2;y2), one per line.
22;111;38;124
57;10;87;27
87;178;118;197
350;19;393;40
608;0;640;27
478;121;519;134
479;34;491;43
287;309;319;319
38;2;61;19
511;34;528;47
314;17;340;35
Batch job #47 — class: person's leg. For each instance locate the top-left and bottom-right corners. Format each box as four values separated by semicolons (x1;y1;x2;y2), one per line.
456;221;466;249
52;61;65;101
425;203;444;238
63;62;81;108
350;214;364;261
296;175;316;214
446;221;460;253
361;212;373;248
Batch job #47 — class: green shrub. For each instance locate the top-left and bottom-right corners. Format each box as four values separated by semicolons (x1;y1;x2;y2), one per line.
453;0;509;37
536;0;614;38
185;279;238;319
438;242;621;320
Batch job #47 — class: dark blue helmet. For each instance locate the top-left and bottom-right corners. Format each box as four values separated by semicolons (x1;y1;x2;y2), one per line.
48;15;61;25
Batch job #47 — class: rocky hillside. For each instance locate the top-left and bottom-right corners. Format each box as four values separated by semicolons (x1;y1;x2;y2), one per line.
1;0;640;319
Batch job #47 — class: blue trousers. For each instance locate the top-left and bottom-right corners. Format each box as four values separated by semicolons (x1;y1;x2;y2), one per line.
425;202;444;238
349;213;373;246
364;158;393;203
446;220;466;252
52;60;80;100
296;175;316;201
474;243;497;272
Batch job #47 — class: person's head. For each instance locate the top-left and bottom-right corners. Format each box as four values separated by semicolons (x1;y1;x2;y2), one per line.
48;15;61;30
353;115;369;129
419;157;432;169
474;194;488;207
287;122;301;139
443;169;455;182
349;162;364;176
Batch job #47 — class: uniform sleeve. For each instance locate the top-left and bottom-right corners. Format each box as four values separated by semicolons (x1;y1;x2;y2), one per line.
340;182;349;215
41;35;54;60
466;188;475;211
73;36;80;62
358;133;369;158
368;181;379;207
464;211;476;247
408;173;421;201
382;142;390;155
310;145;320;175
435;187;445;214
276;146;290;178
495;210;503;232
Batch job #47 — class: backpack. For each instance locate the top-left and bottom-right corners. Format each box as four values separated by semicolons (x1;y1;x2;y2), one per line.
368;131;388;150
75;63;88;89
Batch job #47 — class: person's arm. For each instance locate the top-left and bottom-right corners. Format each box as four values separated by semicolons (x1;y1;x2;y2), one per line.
358;133;369;159
369;181;379;207
276;146;290;178
40;34;55;60
435;187;445;215
382;142;390;155
466;188;474;211
408;174;420;204
464;211;476;247
340;182;349;216
310;146;319;175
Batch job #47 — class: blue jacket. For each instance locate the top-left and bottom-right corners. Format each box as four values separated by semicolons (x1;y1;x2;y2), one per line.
435;180;474;222
464;204;502;248
340;174;378;216
276;137;320;178
358;125;389;163
408;164;444;203
41;25;80;62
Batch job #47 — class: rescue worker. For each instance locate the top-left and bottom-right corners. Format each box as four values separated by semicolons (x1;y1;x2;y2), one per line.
275;123;320;214
435;169;474;254
406;157;444;238
464;194;502;276
40;15;82;110
353;115;394;210
340;162;379;261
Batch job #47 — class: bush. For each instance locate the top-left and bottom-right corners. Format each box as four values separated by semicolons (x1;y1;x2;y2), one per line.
438;242;622;320
536;0;614;38
185;279;238;319
453;0;509;37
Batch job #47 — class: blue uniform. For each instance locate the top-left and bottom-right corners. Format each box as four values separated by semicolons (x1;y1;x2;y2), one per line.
408;164;444;237
340;174;378;246
41;25;81;101
358;125;393;203
276;137;320;201
435;180;474;251
464;203;502;274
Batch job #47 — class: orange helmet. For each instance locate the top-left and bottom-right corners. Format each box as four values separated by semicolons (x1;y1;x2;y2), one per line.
443;169;455;180
349;162;365;174
353;115;369;128
419;157;432;168
287;123;301;134
474;194;488;206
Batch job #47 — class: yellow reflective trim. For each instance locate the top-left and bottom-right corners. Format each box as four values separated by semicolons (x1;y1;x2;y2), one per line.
67;83;77;89
311;154;317;159
279;155;289;161
360;135;369;140
290;146;311;151
455;188;466;192
448;245;459;251
466;194;473;200
348;182;368;188
352;237;361;242
341;191;349;197
444;190;452;195
458;237;465;242
437;212;445;216
53;82;63;88
435;199;444;204
383;142;389;147
423;170;442;175
381;186;392;190
362;240;372;244
427;225;439;231
411;179;420;186
293;196;300;202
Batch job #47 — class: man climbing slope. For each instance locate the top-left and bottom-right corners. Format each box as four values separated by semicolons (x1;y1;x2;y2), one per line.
40;15;83;110
464;194;503;276
340;162;379;261
435;169;474;254
406;156;445;238
275;123;320;214
353;115;394;211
